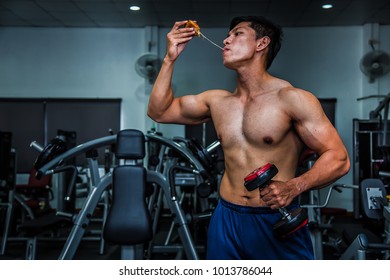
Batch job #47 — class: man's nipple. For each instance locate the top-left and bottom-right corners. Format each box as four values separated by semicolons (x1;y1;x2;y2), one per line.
263;136;274;145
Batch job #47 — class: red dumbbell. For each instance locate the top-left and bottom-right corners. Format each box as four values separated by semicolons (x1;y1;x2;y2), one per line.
244;163;308;238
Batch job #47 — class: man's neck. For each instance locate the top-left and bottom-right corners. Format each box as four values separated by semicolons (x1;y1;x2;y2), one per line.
236;67;272;95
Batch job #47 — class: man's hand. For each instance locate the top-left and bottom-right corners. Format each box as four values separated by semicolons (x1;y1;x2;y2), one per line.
165;20;197;62
259;181;299;209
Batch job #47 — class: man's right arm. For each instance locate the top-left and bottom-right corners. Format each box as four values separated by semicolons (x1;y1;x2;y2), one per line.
147;56;177;122
147;57;211;124
147;20;211;125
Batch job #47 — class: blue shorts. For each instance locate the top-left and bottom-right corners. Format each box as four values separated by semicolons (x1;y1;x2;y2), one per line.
206;198;314;260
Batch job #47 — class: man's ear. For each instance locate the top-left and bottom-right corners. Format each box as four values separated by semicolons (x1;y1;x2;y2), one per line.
256;36;271;51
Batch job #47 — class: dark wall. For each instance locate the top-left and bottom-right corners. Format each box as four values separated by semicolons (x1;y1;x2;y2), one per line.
0;98;121;172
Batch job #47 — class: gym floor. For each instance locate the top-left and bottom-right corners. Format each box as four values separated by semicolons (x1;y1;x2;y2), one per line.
0;211;384;260
0;240;121;260
0;212;209;260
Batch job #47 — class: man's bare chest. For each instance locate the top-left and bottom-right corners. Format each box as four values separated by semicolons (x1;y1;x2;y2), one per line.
210;100;292;148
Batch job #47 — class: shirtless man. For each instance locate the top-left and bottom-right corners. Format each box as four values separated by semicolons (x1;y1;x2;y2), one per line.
147;16;350;259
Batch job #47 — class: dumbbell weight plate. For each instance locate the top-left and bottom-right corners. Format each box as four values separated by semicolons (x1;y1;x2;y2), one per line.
244;163;278;191
188;138;214;169
273;207;308;238
34;138;67;170
197;182;212;198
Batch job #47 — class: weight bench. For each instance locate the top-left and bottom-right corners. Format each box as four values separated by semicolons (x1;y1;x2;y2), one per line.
103;129;153;259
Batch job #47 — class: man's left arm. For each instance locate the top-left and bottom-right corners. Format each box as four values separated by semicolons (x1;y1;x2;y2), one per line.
289;90;350;194
261;89;350;208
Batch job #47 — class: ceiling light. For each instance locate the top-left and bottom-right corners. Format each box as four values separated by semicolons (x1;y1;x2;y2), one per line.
129;5;140;11
322;4;333;9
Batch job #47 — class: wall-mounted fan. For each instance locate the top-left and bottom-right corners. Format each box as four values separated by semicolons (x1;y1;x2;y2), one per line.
135;53;162;84
360;46;390;83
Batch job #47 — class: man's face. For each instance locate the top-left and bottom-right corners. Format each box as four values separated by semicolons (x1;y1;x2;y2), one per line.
222;22;258;69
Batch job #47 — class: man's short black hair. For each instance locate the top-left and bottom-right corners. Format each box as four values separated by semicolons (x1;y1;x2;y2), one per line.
230;16;283;69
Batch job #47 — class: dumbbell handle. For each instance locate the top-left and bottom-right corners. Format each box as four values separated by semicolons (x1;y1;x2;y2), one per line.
278;208;292;220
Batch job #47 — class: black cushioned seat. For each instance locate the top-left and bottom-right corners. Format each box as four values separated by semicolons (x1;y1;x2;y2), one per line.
103;129;153;248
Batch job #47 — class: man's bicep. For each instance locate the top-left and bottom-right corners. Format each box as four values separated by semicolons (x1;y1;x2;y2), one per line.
293;94;345;158
293;96;338;154
300;120;339;154
155;94;209;124
179;94;211;123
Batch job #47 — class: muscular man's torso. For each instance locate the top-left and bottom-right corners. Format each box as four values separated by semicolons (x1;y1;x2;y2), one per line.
208;83;304;207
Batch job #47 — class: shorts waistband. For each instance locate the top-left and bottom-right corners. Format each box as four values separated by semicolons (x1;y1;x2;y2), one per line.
219;197;298;214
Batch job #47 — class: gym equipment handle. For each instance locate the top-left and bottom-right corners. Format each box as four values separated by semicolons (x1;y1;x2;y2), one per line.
36;133;208;179
30;141;44;152
206;140;220;154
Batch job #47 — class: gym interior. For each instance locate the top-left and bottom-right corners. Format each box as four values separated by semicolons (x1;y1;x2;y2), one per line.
1;0;390;261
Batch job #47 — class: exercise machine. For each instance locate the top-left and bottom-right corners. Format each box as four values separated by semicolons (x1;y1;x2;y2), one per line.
33;132;212;259
142;134;219;260
0;131;16;256
103;129;153;259
301;183;358;260
340;177;390;259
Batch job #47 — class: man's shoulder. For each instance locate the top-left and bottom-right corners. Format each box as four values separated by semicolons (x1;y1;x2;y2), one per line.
278;85;316;99
268;77;302;96
202;89;233;99
277;85;322;113
205;88;233;94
